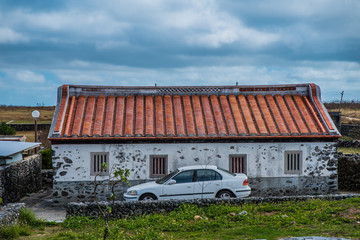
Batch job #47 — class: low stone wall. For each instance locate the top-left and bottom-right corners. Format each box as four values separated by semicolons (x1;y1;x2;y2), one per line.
0;203;25;229
66;194;360;219
338;139;360;148
0;155;42;203
341;124;360;139
7;123;51;131
41;169;53;186
338;153;360;191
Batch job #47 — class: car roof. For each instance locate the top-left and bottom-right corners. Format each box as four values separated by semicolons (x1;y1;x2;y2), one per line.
178;165;218;171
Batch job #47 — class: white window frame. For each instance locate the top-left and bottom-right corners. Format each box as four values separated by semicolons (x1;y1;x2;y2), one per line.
284;151;302;174
150;155;168;178
229;154;247;174
90;152;109;176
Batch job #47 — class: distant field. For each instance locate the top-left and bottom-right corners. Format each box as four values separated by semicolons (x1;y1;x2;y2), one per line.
0;106;55;124
325;101;360;124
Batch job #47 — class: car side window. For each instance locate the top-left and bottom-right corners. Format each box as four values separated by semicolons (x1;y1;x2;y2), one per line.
196;169;222;182
172;170;195;184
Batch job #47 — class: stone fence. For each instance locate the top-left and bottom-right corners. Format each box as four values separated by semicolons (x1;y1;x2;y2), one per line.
341;124;360;139
338;139;360;148
7;123;51;132
0;154;42;203
0;203;25;229
338;153;360;191
66;194;360;219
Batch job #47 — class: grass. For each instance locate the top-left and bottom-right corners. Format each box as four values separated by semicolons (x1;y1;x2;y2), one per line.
3;198;360;239
0;208;57;239
0;106;55;124
338;147;360;154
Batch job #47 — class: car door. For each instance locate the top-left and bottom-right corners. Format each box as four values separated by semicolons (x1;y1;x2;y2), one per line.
193;169;222;199
161;170;195;200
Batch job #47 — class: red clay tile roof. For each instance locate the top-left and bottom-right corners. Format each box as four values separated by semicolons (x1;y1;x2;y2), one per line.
49;84;340;142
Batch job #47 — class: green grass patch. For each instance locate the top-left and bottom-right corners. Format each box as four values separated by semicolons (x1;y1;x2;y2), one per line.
3;198;360;239
338;147;360;154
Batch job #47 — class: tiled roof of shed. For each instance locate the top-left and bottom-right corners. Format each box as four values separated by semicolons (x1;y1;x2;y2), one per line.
48;83;340;142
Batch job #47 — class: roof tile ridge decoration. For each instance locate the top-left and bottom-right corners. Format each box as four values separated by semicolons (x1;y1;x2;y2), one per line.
248;95;268;136
301;95;327;135
238;95;258;136
63;96;77;137
293;95;319;135
265;95;289;136
54;85;69;134
71;95;86;137
219;95;238;136
164;95;175;137
228;94;248;136
257;95;278;136
183;95;196;137
82;95;96;137
284;95;309;135
201;95;217;136
309;83;335;131
174;95;185;137
274;95;299;135
192;95;207;137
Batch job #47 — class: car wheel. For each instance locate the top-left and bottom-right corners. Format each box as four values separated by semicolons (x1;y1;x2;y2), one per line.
139;193;157;201
216;190;233;199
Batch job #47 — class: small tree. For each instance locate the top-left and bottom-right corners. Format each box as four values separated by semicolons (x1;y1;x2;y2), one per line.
0;122;16;135
93;163;130;240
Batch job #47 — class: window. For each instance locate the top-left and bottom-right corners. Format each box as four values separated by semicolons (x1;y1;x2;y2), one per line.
284;151;302;174
91;152;109;176
150;155;168;177
230;155;247;174
173;170;195;184
196;169;221;182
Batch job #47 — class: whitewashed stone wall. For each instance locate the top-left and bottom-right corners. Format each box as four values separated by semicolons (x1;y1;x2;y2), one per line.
52;141;338;204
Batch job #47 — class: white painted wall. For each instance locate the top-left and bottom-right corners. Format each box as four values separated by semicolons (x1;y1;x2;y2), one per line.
52;142;336;182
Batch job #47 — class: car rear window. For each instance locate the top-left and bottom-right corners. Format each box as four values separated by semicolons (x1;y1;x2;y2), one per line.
217;167;236;176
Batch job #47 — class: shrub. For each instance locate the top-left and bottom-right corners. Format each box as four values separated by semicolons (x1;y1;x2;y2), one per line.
40;149;53;169
0;122;16;135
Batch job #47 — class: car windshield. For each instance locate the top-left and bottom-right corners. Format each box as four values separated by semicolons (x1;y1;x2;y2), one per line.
217;167;236;176
156;170;179;184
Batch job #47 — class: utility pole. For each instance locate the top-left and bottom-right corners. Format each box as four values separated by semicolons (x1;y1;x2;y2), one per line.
338;91;344;113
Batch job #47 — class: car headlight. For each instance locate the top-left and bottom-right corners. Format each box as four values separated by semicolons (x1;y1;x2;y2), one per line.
126;190;138;196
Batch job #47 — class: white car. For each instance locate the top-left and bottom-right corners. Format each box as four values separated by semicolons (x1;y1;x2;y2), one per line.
124;165;251;201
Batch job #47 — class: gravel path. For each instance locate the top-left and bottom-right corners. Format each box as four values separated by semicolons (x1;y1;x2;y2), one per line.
18;185;66;223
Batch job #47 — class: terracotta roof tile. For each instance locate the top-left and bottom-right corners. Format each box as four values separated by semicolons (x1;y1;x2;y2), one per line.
49;83;340;141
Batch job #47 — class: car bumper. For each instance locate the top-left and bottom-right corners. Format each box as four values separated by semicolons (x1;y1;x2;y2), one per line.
123;194;139;201
235;186;251;198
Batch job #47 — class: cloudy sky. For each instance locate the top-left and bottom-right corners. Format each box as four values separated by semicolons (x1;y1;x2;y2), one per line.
0;0;359;106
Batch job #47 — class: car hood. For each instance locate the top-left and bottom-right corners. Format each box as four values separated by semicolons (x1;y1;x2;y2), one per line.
127;181;159;191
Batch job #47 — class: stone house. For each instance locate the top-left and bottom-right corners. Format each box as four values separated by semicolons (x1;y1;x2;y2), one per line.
48;83;340;203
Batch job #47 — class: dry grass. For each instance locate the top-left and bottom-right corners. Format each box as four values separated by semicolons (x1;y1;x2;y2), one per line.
325;101;360;125
0;106;55;124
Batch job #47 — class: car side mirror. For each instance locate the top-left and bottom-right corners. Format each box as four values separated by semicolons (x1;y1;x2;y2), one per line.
167;179;176;185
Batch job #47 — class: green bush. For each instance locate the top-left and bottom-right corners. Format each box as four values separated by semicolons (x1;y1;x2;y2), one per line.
0;122;16;135
40;149;53;169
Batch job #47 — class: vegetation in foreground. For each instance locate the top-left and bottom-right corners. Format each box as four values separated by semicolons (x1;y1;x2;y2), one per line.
1;197;360;240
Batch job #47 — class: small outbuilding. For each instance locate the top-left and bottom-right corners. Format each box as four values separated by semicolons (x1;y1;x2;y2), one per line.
48;83;340;204
0;141;40;165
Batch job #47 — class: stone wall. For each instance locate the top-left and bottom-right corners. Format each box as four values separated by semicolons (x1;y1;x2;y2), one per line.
0;154;42;203
0;203;25;229
338;139;360;148
7;123;51;131
338;153;360;191
341;124;360;139
41;169;54;186
66;194;360;219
